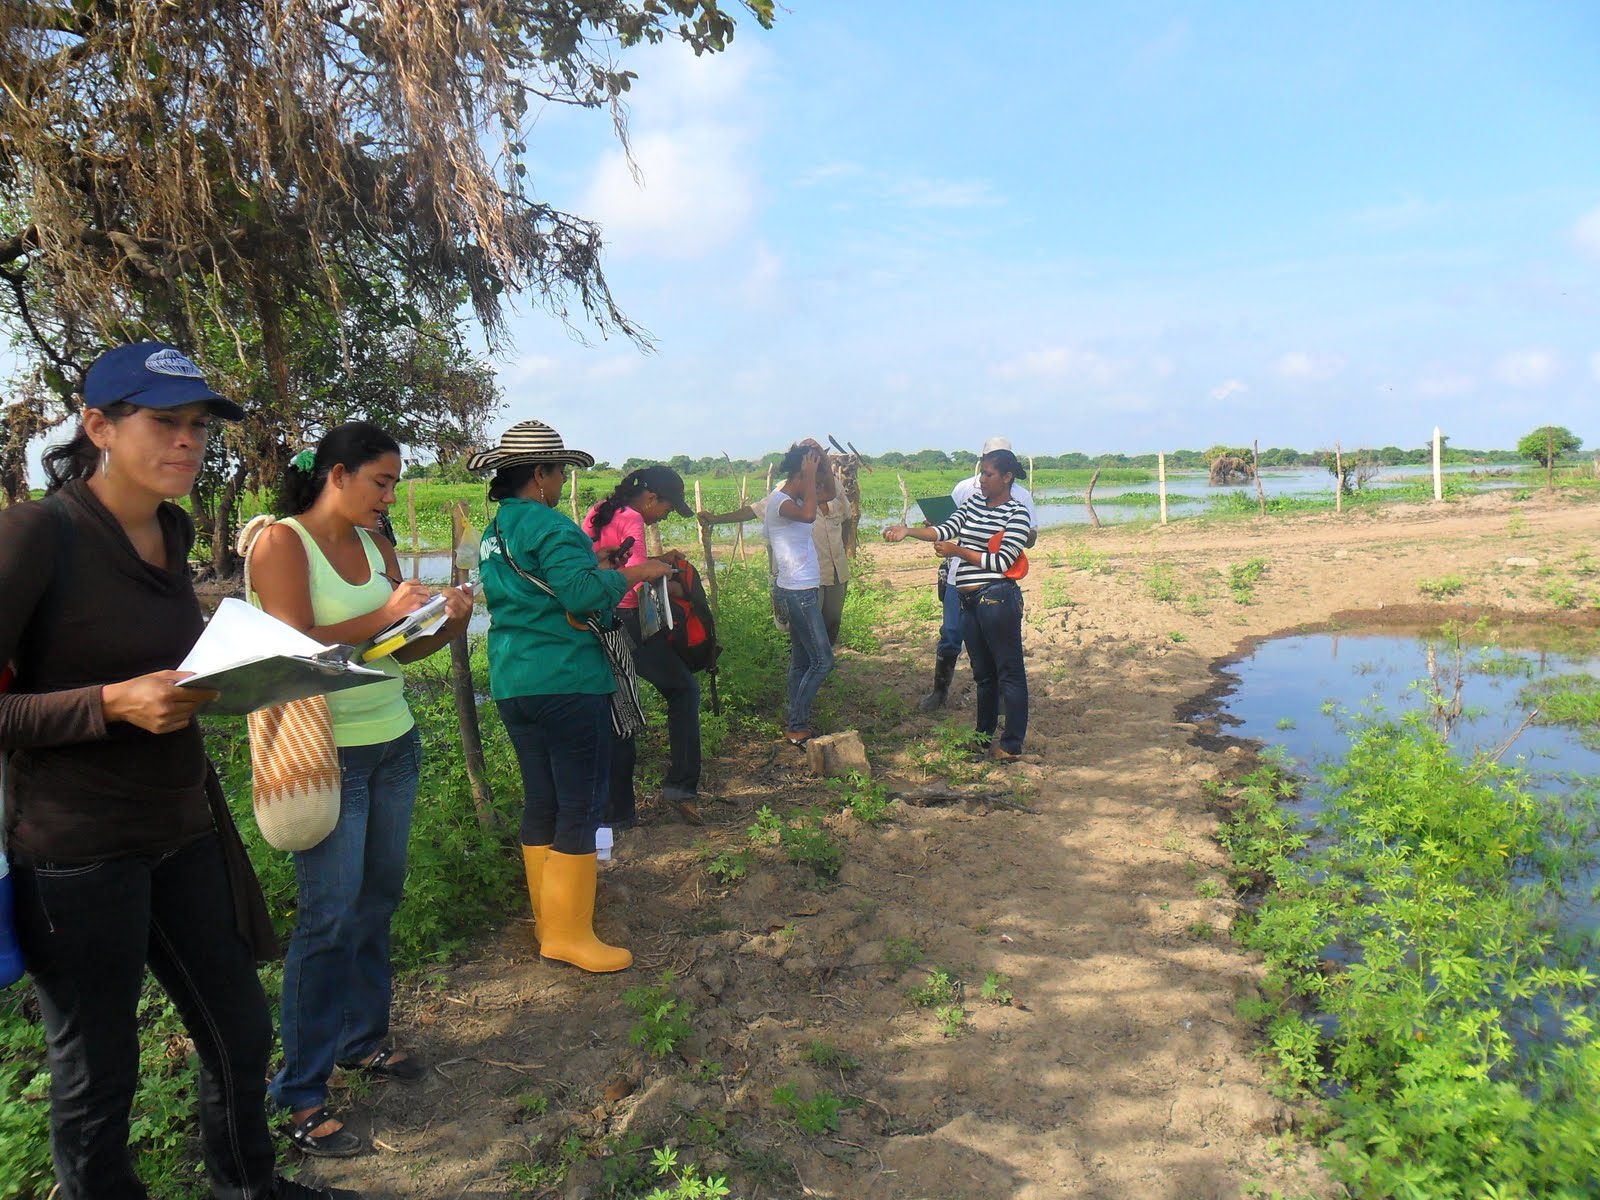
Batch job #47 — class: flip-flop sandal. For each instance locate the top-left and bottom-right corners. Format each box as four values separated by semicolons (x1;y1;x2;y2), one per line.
338;1044;425;1082
287;1106;363;1158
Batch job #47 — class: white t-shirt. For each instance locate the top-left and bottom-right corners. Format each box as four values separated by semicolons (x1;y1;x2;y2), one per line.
951;476;1036;525
759;489;821;590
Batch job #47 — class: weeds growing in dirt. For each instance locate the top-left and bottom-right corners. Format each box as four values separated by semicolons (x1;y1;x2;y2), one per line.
623;973;695;1059
1417;573;1466;598
828;771;895;824
802;1041;861;1072
1064;541;1114;573
1228;557;1268;603
884;936;922;971
979;972;1014;1005
780;814;844;881
701;846;751;884
911;722;988;783
771;1083;844;1135
908;968;960;1007
1146;563;1181;603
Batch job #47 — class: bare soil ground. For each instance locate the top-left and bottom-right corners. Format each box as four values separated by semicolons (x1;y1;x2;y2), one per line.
298;489;1600;1200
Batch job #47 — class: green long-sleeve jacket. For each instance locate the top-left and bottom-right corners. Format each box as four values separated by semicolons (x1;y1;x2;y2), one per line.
480;498;629;700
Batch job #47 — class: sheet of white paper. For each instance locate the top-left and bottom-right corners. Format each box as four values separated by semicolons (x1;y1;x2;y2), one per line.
178;598;331;676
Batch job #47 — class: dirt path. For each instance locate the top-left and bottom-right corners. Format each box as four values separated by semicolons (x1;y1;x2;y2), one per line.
298;490;1599;1200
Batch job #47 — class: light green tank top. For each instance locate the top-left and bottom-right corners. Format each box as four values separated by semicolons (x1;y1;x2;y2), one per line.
261;518;414;748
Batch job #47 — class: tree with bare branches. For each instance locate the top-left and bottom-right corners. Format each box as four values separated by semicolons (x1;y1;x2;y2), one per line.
0;0;773;555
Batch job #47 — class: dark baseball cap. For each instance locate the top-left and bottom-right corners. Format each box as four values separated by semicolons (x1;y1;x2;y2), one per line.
628;465;694;518
84;342;245;420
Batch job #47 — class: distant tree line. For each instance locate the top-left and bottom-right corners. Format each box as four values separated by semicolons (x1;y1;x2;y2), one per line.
410;441;1531;479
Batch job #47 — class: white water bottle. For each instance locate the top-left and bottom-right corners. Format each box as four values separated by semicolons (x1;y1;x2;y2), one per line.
596;826;614;862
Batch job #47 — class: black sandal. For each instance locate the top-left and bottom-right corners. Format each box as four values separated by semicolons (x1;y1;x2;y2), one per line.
287;1106;363;1159
338;1044;425;1082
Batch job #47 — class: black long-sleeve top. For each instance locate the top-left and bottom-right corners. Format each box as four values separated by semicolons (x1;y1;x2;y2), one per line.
0;481;210;861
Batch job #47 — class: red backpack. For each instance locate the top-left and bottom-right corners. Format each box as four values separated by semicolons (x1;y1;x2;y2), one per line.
665;561;721;675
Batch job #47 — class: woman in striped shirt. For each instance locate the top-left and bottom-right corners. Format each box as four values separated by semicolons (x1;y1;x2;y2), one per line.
884;449;1030;760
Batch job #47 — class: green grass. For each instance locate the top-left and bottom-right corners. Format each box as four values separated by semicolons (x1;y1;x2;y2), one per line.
1418;573;1466;599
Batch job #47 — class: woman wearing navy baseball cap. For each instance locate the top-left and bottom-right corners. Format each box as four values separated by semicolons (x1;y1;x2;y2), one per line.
0;343;360;1199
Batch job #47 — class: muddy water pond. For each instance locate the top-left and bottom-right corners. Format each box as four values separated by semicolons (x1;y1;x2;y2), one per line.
1218;626;1600;927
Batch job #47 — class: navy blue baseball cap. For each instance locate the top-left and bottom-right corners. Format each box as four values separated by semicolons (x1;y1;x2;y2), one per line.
84;342;245;420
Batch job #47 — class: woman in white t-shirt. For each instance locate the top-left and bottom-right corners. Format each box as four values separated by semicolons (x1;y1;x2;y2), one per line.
763;442;838;745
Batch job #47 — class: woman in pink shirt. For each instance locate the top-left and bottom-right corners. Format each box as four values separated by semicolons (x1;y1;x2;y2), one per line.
582;466;701;828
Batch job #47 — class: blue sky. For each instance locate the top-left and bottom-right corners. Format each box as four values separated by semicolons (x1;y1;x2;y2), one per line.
491;0;1600;463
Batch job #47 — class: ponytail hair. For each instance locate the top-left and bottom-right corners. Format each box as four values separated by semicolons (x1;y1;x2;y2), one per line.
981;448;1025;481
277;420;400;515
589;471;651;540
41;402;134;494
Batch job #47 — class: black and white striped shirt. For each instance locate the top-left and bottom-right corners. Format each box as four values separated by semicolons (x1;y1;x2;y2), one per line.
933;494;1030;589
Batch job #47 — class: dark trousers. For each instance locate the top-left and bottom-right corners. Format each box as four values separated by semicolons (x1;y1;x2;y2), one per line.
609;608;702;826
12;834;276;1200
960;580;1029;754
498;692;612;854
820;581;848;647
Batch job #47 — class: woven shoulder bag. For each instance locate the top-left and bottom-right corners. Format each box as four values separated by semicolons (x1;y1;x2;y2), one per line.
237;515;341;851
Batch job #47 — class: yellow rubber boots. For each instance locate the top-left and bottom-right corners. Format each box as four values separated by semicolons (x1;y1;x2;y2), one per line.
538;849;631;972
520;844;550;940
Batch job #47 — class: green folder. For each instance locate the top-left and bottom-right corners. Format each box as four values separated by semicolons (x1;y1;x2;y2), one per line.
914;494;958;525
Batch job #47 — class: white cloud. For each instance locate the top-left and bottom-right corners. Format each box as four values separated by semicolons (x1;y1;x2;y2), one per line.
1590;351;1600;383
578;42;768;260
991;346;1119;387
1208;378;1247;402
892;175;1004;209
583;127;755;259
1574;204;1600;262
1494;349;1558;389
508;353;558;381
1415;373;1475;398
1275;351;1345;382
585;356;645;381
1148;354;1177;378
1349;192;1443;232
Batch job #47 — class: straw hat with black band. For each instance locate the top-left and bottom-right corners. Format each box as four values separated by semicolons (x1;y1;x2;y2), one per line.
465;420;596;474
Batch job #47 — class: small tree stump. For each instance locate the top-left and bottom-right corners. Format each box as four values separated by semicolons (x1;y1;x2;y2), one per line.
804;730;871;778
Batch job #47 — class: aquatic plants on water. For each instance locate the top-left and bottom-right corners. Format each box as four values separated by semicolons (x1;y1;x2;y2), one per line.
1226;717;1600;1196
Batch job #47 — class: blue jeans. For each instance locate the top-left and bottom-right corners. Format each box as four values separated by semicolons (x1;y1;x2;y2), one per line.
498;692;611;854
936;565;964;659
960;580;1029;754
14;835;276;1199
271;725;421;1113
777;586;834;732
609;609;701;825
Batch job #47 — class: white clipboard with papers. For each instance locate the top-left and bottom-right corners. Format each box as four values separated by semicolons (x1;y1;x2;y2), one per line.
178;598;391;715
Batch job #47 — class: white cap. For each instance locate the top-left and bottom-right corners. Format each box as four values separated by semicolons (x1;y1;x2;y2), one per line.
981;436;1012;454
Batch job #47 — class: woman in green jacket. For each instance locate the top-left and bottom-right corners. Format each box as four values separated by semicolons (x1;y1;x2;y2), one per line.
471;421;669;972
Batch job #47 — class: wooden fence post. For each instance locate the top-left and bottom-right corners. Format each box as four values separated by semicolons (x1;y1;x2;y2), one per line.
448;501;495;830
736;476;748;562
407;480;419;579
1158;452;1168;525
1252;441;1266;516
694;479;718;607
897;473;911;525
1085;468;1102;529
569;465;580;520
1335;442;1344;514
1432;426;1443;502
1547;428;1555;492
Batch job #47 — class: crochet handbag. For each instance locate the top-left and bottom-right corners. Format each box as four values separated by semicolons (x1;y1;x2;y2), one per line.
489;519;646;738
237;516;341;852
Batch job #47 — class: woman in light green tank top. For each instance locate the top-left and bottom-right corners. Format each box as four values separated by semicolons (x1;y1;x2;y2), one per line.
248;422;472;1159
